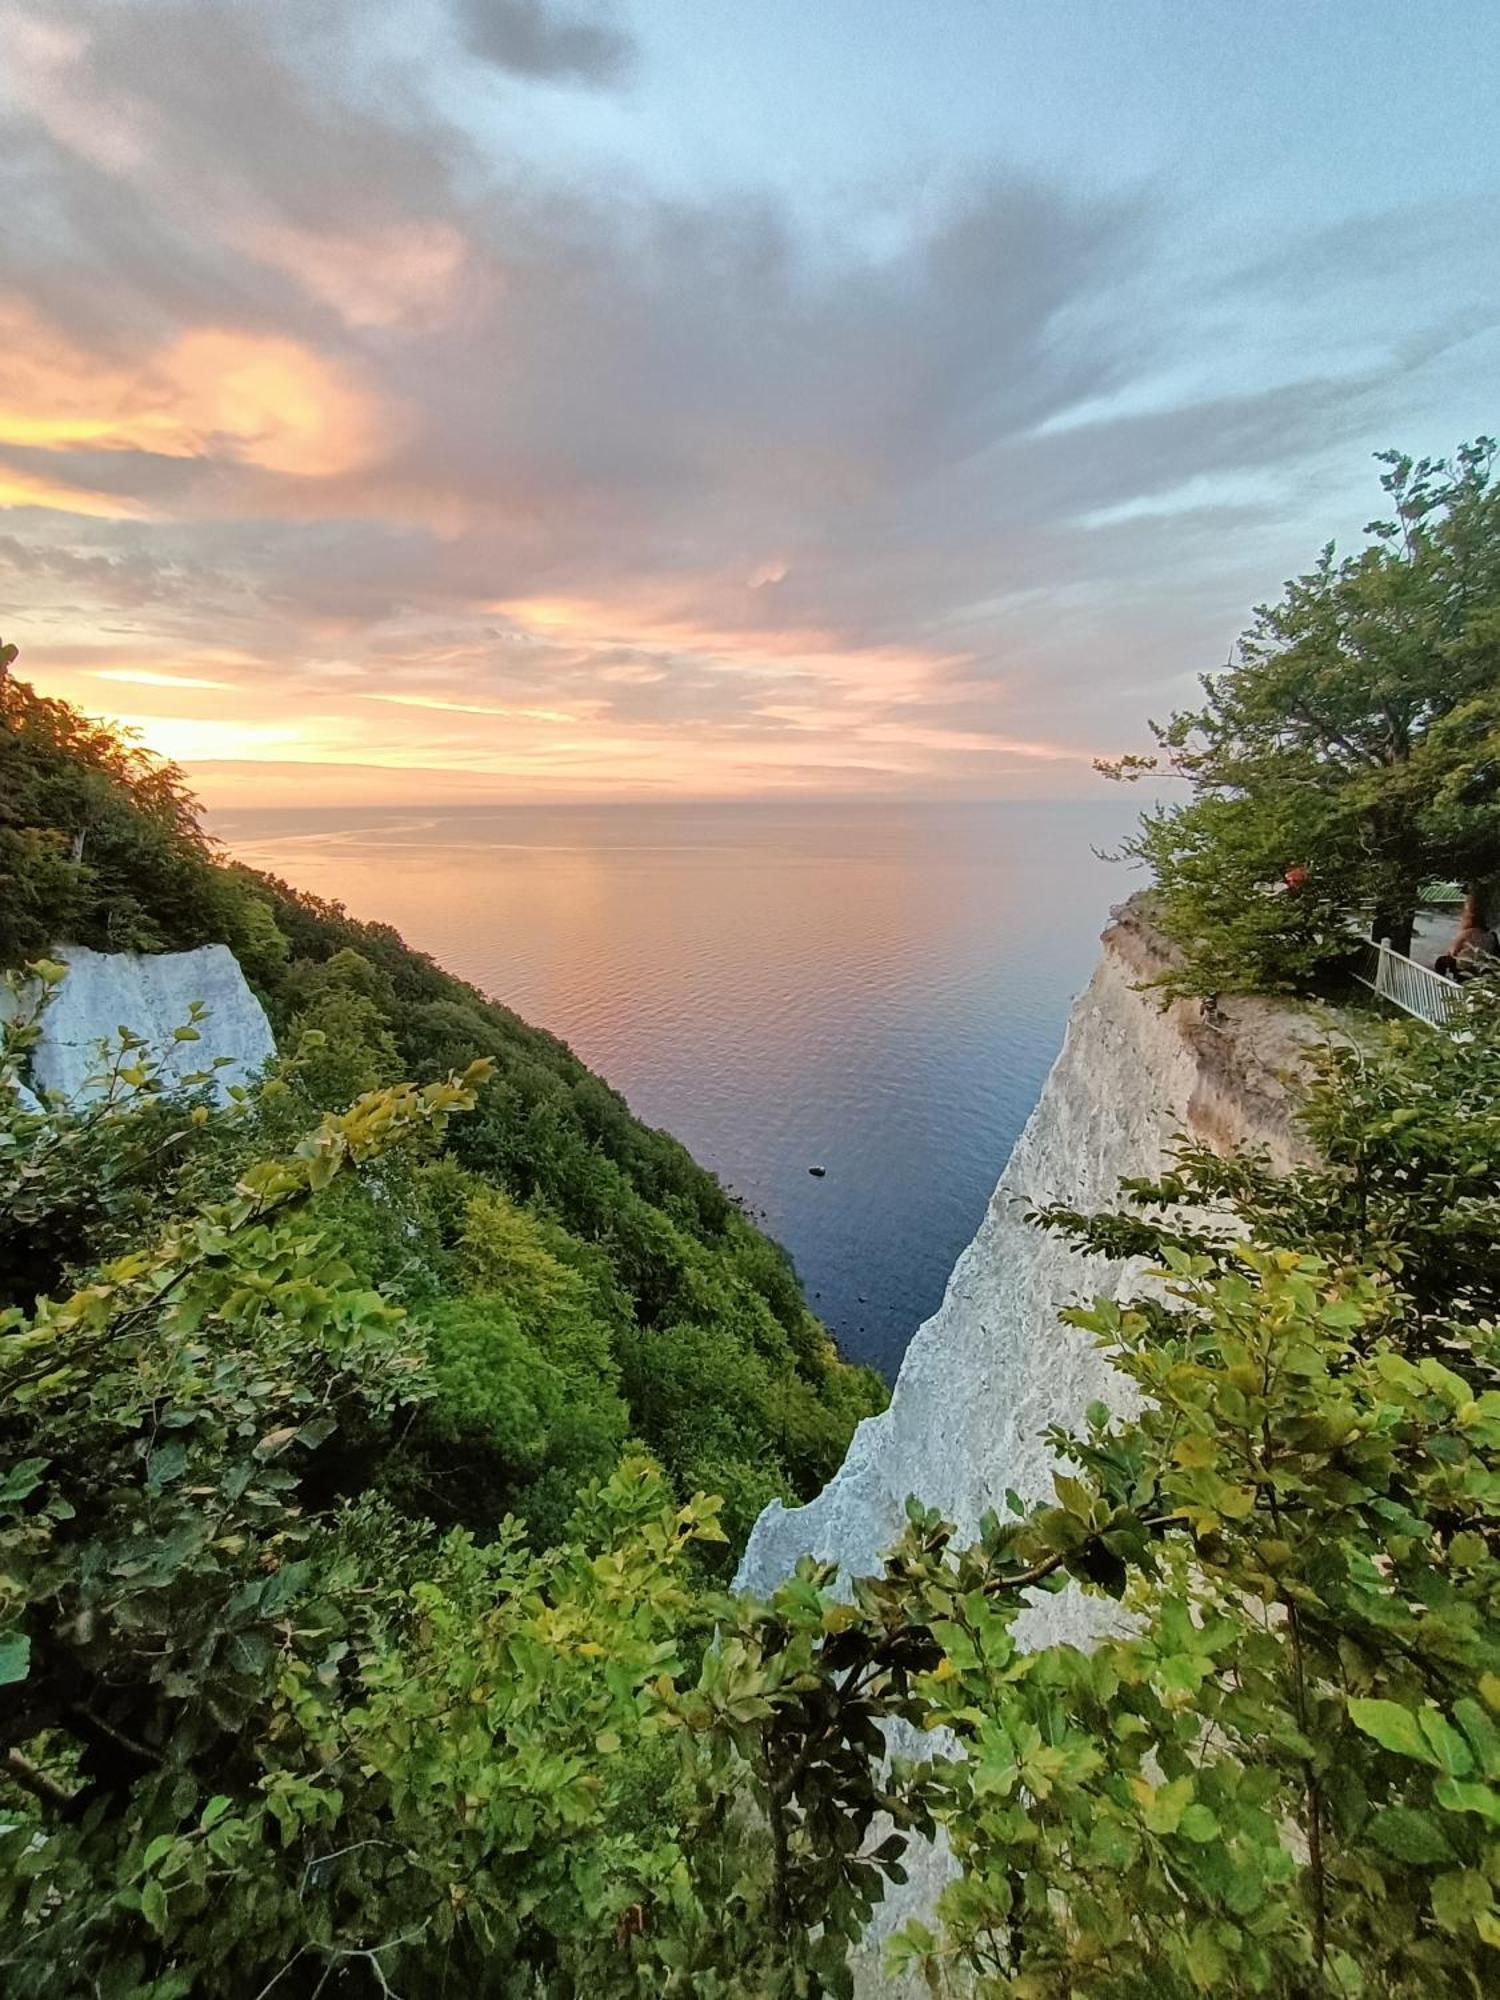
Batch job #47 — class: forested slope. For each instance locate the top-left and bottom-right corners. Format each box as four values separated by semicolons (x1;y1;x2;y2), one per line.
0;663;885;1549
5;526;1499;1999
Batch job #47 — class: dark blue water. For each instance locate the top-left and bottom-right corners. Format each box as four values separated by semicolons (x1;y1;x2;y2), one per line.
211;799;1142;1379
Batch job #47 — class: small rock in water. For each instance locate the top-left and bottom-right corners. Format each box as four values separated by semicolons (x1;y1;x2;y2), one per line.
808;1164;827;1177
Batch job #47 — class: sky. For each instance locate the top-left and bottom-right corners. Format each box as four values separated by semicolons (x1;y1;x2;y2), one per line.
1;0;1497;805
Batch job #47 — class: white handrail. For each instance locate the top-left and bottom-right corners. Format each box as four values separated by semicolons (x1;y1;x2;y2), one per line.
1352;940;1463;1030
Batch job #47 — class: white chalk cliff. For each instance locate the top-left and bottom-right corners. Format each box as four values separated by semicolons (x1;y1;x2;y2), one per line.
10;944;275;1107
735;900;1319;1981
738;902;1315;1601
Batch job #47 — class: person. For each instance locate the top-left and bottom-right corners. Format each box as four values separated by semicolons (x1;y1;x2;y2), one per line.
1447;922;1498;981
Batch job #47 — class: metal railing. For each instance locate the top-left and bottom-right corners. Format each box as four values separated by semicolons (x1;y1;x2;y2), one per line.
1352;940;1463;1030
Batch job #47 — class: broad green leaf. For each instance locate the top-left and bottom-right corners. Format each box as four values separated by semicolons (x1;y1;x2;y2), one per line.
1179;1804;1220;1844
1348;1699;1435;1765
1431;1870;1493;1934
1434;1780;1500;1828
0;1456;47;1506
1419;1709;1473;1778
1185;1924;1227;1990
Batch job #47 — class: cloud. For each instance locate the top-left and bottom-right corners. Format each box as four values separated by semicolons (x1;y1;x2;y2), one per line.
0;464;151;520
0;0;1494;801
89;666;237;690
0;305;389;478
456;0;634;87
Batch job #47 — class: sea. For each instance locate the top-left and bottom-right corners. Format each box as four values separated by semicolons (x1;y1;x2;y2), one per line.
210;799;1144;1381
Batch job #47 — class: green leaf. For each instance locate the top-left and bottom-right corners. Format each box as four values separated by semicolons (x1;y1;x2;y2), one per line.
0;1631;30;1686
0;1456;48;1506
1431;1869;1493;1934
259;1560;311;1616
141;1878;169;1935
1185;1924;1227;1990
1455;1698;1500;1778
1348;1698;1436;1765
145;1440;189;1494
1434;1780;1500;1828
1419;1709;1474;1778
1141;1776;1194;1835
1369;1807;1455;1863
1178;1803;1220;1844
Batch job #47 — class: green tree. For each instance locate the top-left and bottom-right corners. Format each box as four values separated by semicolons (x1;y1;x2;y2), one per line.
0;655;886;1540
1109;440;1500;987
680;987;1500;1998
876;985;1500;1993
0;1032;908;1998
0;650;231;963
5;963;1500;1994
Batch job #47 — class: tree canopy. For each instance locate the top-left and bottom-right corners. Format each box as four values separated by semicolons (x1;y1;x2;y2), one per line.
0;652;886;1551
3;635;1499;1994
5;928;1499;1996
1107;441;1500;989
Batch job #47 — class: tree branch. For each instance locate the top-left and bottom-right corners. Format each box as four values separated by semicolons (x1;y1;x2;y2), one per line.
5;1746;82;1816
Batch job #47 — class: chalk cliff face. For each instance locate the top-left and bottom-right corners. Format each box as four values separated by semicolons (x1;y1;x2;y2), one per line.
736;901;1319;1984
16;945;276;1107
738;901;1315;1605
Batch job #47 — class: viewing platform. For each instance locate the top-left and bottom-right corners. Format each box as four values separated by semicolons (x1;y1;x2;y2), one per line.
1352;938;1463;1030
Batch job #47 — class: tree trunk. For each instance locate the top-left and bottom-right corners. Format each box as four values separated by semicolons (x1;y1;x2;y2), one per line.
1365;801;1420;956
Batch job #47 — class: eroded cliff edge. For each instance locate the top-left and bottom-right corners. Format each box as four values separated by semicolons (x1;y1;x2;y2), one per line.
737;897;1318;1606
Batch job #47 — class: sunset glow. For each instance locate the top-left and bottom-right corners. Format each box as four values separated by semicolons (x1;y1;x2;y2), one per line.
2;0;1494;805
0;311;386;479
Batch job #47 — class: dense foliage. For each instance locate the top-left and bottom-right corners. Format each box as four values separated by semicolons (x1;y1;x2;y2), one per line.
1105;440;1500;991
5;952;1498;1996
0;655;885;1547
4;645;1498;1995
0;985;931;1998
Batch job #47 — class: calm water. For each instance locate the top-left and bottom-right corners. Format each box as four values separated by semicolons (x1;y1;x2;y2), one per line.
210;800;1142;1379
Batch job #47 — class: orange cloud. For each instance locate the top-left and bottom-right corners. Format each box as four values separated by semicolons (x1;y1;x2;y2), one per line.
0;462;149;519
168;330;385;476
362;693;596;724
0;306;388;484
90;668;238;691
100;713;318;764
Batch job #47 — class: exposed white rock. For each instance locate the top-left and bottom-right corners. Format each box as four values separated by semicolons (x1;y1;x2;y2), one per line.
11;944;275;1107
735;900;1321;1984
6;1075;43;1116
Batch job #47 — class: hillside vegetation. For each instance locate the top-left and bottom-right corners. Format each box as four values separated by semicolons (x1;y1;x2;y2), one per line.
0;660;886;1550
4;492;1500;2000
